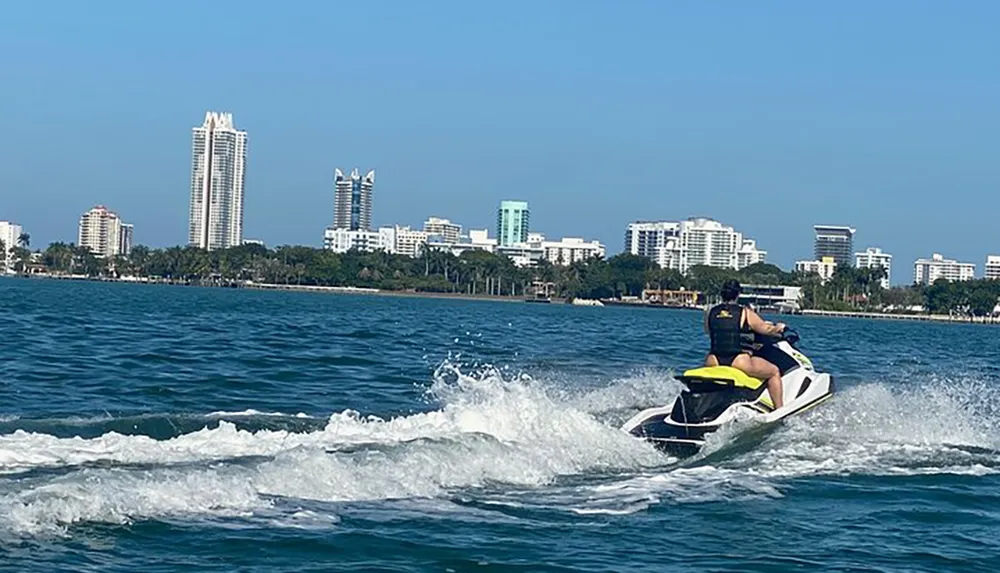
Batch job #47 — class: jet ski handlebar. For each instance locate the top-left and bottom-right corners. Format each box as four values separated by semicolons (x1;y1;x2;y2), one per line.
754;326;800;347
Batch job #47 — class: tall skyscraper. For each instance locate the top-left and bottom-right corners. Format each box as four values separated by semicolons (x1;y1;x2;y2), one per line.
333;168;375;231
814;225;856;267
497;200;529;247
189;111;248;250
79;205;132;258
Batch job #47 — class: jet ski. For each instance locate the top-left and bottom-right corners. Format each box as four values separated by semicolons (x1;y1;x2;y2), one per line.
621;328;834;457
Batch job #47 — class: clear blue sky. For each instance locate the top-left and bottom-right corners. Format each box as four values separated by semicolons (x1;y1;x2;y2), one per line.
1;0;997;283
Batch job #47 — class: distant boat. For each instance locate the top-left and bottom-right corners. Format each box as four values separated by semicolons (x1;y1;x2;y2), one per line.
570;298;604;307
525;293;552;303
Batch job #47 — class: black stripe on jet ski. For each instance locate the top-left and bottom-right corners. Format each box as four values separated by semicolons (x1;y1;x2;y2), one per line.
796;377;812;399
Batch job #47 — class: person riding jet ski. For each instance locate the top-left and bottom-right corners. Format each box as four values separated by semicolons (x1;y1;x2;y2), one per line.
704;279;787;409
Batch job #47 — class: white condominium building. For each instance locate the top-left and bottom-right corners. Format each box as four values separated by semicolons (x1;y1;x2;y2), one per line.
423;217;462;244
624;221;680;260
795;257;838;283
627;218;766;274
322;227;395;254
79;206;133;258
189;111;248;251
393;226;430;258
985;255;1000;280
0;221;24;272
855;247;893;288
426;229;497;257
913;253;975;285
540;236;605;265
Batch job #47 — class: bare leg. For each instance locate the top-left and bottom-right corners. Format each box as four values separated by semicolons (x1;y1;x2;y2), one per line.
704;353;719;367
731;355;783;409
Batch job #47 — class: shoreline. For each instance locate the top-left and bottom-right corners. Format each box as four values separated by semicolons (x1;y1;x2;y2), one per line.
799;308;1000;325
7;274;999;323
8;273;563;304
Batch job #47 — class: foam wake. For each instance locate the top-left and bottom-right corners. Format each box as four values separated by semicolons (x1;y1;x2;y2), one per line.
1;364;999;536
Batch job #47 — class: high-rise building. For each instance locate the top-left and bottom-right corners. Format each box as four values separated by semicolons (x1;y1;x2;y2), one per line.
79;206;132;258
333;168;375;231
189;111;248;251
814;225;856;267
0;221;24;272
855;247;893;288
913;253;975;285
627;218;765;274
119;224;134;257
985;255;1000;280
497;200;529;247
423;217;462;243
624;221;681;260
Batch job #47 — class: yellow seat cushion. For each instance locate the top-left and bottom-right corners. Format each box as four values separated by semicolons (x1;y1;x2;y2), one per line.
680;366;765;390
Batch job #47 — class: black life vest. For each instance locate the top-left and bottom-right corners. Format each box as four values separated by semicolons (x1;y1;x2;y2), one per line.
708;303;753;356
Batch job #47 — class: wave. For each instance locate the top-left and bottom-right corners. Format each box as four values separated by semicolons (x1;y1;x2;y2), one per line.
0;362;998;536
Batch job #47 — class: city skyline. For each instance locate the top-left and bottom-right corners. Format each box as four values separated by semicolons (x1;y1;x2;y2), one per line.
2;3;999;274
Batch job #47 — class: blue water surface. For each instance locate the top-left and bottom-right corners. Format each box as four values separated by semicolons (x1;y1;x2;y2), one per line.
1;278;998;572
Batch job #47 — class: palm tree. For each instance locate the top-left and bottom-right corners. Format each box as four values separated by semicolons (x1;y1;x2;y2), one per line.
17;233;29;249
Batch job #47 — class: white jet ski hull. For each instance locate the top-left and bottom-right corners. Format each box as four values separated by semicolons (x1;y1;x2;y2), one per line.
621;330;834;457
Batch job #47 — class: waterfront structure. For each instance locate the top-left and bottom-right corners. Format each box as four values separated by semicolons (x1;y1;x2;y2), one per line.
0;220;24;272
738;284;803;312
795;257;838;283
814;225;856;267
79;206;132;258
189;111;248;251
985;255;1000;280
497;201;529;247
626;218;765;274
322;227;394;254
855;247;893;288
423;217;461;244
333;168;376;231
913;253;975;285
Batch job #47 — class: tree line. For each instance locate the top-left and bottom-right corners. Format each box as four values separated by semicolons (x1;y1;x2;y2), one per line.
6;241;999;316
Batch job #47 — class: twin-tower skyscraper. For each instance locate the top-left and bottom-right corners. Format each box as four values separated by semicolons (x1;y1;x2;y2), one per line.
187;111;373;249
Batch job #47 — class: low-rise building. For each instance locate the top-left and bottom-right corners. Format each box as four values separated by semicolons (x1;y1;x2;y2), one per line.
426;229;497;257
738;284;803;312
322;227;395;254
795;257;838;283
913;253;975;285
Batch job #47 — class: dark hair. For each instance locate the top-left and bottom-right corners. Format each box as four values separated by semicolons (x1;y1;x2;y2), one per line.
720;279;741;302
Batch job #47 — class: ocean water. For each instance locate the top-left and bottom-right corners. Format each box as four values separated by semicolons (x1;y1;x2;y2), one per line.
1;278;998;572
